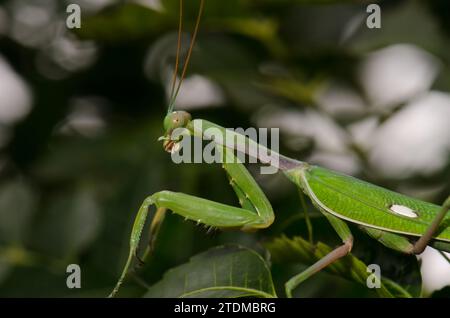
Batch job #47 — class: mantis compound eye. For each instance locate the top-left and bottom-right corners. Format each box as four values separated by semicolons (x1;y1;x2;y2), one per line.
163;111;192;132
160;111;191;153
161;111;192;153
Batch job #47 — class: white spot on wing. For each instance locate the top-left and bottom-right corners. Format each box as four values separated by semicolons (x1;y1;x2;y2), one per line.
389;204;418;218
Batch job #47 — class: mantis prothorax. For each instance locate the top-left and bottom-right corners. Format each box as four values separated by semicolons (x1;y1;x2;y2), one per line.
108;0;450;298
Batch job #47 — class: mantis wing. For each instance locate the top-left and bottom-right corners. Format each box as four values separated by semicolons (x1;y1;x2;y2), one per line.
295;166;450;242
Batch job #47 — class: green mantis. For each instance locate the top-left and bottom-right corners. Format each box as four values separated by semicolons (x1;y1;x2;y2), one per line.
108;0;450;298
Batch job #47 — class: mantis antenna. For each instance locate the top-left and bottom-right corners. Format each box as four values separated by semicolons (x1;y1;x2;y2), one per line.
167;0;205;114
168;0;183;106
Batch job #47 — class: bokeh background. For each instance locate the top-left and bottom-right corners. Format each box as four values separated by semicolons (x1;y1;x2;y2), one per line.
0;0;449;297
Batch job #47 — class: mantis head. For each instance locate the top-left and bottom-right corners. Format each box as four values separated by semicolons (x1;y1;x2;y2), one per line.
160;111;192;153
159;0;203;154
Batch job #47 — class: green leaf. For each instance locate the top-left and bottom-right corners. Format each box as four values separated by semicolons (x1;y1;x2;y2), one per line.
143;245;277;298
265;235;413;298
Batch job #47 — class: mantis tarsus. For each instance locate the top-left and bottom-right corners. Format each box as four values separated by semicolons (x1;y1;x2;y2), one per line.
109;0;450;298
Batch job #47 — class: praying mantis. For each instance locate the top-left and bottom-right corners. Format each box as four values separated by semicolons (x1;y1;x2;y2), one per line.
109;0;450;298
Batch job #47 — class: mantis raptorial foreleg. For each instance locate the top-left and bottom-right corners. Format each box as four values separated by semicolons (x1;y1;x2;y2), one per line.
108;145;274;297
140;206;167;263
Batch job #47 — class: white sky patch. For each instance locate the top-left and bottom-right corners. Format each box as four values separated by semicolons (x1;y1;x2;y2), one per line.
0;55;32;125
49;32;98;72
348;116;379;152
256;108;348;153
315;81;366;118
255;107;360;174
389;204;418;218
369;91;450;178
59;97;107;137
169;75;225;110
358;44;440;109
9;0;56;48
418;247;450;295
308;151;360;175
133;0;162;11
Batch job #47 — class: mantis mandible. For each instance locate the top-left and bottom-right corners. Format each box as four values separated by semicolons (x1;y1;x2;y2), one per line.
109;0;450;297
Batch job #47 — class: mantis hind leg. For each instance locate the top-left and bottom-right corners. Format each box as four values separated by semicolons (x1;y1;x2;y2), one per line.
109;146;274;297
361;227;450;266
285;213;353;298
361;225;450;255
361;227;415;254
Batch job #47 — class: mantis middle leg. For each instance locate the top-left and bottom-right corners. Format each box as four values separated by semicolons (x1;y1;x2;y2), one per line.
284;213;353;298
